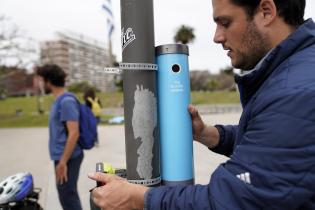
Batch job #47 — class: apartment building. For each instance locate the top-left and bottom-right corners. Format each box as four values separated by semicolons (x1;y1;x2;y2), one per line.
40;32;117;92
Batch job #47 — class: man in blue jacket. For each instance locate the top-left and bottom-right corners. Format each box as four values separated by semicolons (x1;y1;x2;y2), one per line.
89;0;315;209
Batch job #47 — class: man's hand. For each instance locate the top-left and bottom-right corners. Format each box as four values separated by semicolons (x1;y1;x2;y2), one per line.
188;104;206;139
88;172;149;210
188;104;220;148
55;120;78;185
56;161;68;185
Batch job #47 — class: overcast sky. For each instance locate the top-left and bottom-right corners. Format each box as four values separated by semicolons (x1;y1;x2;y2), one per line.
1;0;315;73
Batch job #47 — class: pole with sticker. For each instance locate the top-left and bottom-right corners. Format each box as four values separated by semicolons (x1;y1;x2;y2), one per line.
120;0;160;186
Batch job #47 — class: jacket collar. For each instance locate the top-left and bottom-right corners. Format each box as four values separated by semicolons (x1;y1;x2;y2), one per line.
235;19;315;107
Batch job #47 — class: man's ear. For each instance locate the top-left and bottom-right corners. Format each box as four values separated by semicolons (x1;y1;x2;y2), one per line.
45;80;52;89
256;0;277;26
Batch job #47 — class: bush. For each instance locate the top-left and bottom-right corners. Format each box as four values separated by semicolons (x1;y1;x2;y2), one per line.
67;81;99;93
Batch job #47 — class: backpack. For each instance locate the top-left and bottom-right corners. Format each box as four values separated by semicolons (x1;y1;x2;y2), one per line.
57;93;97;149
87;97;102;117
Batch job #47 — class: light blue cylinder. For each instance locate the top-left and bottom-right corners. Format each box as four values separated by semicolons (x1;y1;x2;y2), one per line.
156;44;194;186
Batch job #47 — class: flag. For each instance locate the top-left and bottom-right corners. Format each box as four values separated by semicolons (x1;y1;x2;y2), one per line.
101;0;115;38
107;21;115;38
102;0;113;18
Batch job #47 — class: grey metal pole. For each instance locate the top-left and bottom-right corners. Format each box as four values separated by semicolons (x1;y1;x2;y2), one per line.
120;0;160;186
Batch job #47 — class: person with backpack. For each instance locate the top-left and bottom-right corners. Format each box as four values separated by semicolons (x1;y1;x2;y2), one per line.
83;89;102;146
36;64;83;210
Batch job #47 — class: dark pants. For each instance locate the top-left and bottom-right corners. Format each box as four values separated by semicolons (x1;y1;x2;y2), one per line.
95;117;100;144
54;153;84;210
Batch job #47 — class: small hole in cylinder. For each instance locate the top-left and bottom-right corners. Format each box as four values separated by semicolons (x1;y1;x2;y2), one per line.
172;64;180;73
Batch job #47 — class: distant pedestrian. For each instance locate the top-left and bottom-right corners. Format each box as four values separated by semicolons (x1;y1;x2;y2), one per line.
84;88;102;146
36;64;83;210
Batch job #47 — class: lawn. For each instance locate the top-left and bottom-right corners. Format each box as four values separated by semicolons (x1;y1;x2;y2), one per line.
0;91;239;127
191;91;240;104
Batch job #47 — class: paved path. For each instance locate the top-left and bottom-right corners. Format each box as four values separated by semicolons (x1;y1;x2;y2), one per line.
0;112;240;209
103;104;242;116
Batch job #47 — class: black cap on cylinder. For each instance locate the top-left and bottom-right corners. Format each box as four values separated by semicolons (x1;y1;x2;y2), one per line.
155;44;189;56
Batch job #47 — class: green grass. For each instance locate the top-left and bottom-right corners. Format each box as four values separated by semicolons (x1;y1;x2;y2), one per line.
191;91;240;104
0;91;239;127
73;92;124;108
0;95;51;127
0;113;49;128
0;93;117;128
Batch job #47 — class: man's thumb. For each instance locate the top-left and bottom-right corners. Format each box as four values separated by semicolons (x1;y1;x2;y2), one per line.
88;172;116;183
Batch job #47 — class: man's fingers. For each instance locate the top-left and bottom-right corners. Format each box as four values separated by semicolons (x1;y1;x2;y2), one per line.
91;187;106;209
188;104;199;118
57;175;66;185
57;176;63;185
188;104;195;114
56;171;61;184
64;173;68;183
88;172;118;183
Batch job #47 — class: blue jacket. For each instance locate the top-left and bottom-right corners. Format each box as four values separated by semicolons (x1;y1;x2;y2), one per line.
145;19;315;210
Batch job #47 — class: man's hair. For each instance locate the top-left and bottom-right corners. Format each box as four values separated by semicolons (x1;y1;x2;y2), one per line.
36;64;66;87
230;0;305;26
84;88;96;101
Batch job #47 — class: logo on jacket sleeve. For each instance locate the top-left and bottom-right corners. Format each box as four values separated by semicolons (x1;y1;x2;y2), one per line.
236;172;251;184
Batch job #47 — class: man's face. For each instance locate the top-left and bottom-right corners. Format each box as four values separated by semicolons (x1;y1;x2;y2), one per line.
212;0;272;70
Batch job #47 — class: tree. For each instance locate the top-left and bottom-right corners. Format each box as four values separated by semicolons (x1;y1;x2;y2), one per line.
174;25;195;44
220;66;234;76
190;70;211;91
206;79;219;91
0;15;38;69
68;81;99;93
216;66;236;91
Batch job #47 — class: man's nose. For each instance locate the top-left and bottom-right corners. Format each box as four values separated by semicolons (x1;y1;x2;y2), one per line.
213;26;225;44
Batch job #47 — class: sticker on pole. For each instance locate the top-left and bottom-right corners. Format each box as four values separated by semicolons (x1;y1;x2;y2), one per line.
121;27;136;52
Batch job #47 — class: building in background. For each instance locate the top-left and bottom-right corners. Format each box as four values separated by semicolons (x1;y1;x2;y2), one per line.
0;69;37;97
40;31;117;92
